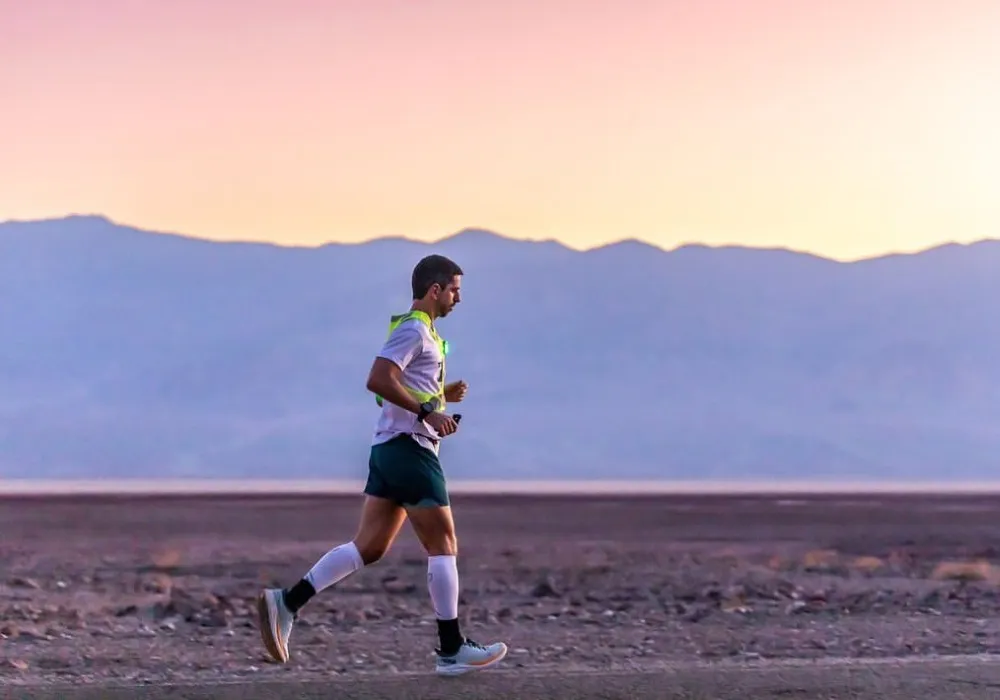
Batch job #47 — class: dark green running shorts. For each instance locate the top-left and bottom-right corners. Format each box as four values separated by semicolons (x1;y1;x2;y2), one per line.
364;434;449;508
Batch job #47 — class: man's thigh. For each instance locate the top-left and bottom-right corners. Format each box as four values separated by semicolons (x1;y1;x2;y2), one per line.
365;435;450;508
406;504;457;556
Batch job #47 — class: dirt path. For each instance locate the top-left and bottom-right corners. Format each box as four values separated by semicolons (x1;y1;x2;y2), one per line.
5;656;1000;700
3;492;1000;688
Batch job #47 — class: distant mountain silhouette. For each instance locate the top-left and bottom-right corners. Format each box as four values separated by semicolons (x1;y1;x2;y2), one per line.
2;214;999;480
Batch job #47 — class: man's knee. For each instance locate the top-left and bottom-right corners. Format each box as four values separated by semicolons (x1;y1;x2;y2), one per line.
425;531;458;557
353;495;406;565
353;522;399;564
355;539;390;565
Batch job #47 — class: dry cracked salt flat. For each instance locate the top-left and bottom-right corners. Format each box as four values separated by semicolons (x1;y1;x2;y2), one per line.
3;491;1000;689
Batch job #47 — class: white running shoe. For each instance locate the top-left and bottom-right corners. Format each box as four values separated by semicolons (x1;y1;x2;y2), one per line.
256;588;295;663
435;638;508;676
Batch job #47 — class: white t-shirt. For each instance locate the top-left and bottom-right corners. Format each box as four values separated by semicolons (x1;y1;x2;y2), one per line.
371;317;446;454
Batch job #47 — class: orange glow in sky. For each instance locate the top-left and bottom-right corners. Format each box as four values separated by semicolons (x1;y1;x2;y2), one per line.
3;0;999;260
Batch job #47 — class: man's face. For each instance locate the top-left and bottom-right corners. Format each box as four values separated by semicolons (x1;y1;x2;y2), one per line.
434;275;462;317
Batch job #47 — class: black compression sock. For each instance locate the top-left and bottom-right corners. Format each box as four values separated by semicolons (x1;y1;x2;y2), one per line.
437;618;463;656
282;578;316;614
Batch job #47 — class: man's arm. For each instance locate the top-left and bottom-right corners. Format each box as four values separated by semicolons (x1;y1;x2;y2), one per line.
366;325;424;414
366;357;423;414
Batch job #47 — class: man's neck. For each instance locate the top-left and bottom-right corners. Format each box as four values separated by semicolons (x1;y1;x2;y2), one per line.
410;300;437;324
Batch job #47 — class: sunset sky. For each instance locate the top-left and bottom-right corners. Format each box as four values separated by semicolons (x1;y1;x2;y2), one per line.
4;0;999;261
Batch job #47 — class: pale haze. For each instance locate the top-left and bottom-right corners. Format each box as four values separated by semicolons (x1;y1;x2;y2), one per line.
4;0;1000;260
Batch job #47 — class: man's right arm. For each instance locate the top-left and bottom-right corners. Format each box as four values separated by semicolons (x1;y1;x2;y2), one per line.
366;357;424;415
365;326;424;414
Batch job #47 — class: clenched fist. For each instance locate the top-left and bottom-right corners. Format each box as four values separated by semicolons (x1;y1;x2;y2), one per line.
444;380;468;403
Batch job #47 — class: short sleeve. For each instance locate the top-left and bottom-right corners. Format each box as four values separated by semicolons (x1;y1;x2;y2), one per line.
377;325;424;371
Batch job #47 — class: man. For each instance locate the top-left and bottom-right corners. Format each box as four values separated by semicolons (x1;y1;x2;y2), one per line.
256;254;508;677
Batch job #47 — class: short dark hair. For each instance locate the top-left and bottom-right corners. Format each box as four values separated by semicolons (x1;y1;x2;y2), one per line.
411;254;463;299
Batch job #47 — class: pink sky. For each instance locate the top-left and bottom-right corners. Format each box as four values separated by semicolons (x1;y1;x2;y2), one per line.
3;0;999;260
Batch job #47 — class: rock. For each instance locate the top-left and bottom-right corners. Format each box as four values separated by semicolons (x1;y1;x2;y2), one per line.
720;585;751;613
531;576;561;598
700;585;724;602
786;600;808;614
18;627;50;641
150;548;183;570
470;607;497;624
682;605;713;623
721;597;752;614
153;587;233;625
802;549;843;574
9;577;40;590
839;591;873;613
930;560;996;583
786;596;827;615
745;581;790;601
36;655;72;670
197;609;231;628
338;608;366;625
381;576;417;595
774;579;802;599
138;574;172;594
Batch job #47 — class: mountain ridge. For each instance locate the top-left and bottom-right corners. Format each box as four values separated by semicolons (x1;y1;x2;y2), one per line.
1;214;998;480
6;213;995;263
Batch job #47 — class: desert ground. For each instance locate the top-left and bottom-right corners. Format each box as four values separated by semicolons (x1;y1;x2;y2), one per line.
3;491;1000;697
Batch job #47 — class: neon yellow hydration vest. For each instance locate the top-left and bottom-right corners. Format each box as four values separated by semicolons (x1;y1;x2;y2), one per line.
373;310;450;411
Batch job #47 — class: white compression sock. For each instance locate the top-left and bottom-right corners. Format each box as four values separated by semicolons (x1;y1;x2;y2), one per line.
427;554;460;619
304;542;364;593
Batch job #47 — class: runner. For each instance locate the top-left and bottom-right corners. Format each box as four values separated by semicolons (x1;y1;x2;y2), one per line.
256;253;508;677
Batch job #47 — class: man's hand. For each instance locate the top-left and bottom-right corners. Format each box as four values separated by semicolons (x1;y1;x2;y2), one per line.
444;380;468;403
425;411;459;437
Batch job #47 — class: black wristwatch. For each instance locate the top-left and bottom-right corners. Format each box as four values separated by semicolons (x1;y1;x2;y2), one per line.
417;401;435;421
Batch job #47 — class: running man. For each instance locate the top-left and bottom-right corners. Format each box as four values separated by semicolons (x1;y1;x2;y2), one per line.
256;254;508;677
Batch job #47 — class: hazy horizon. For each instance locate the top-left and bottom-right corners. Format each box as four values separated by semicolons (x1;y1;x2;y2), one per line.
9;212;997;264
6;477;1000;497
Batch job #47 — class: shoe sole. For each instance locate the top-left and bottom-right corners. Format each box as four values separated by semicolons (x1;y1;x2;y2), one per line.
435;644;508;677
256;591;288;664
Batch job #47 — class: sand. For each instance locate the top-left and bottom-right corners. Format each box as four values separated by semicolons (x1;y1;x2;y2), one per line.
2;491;1000;694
